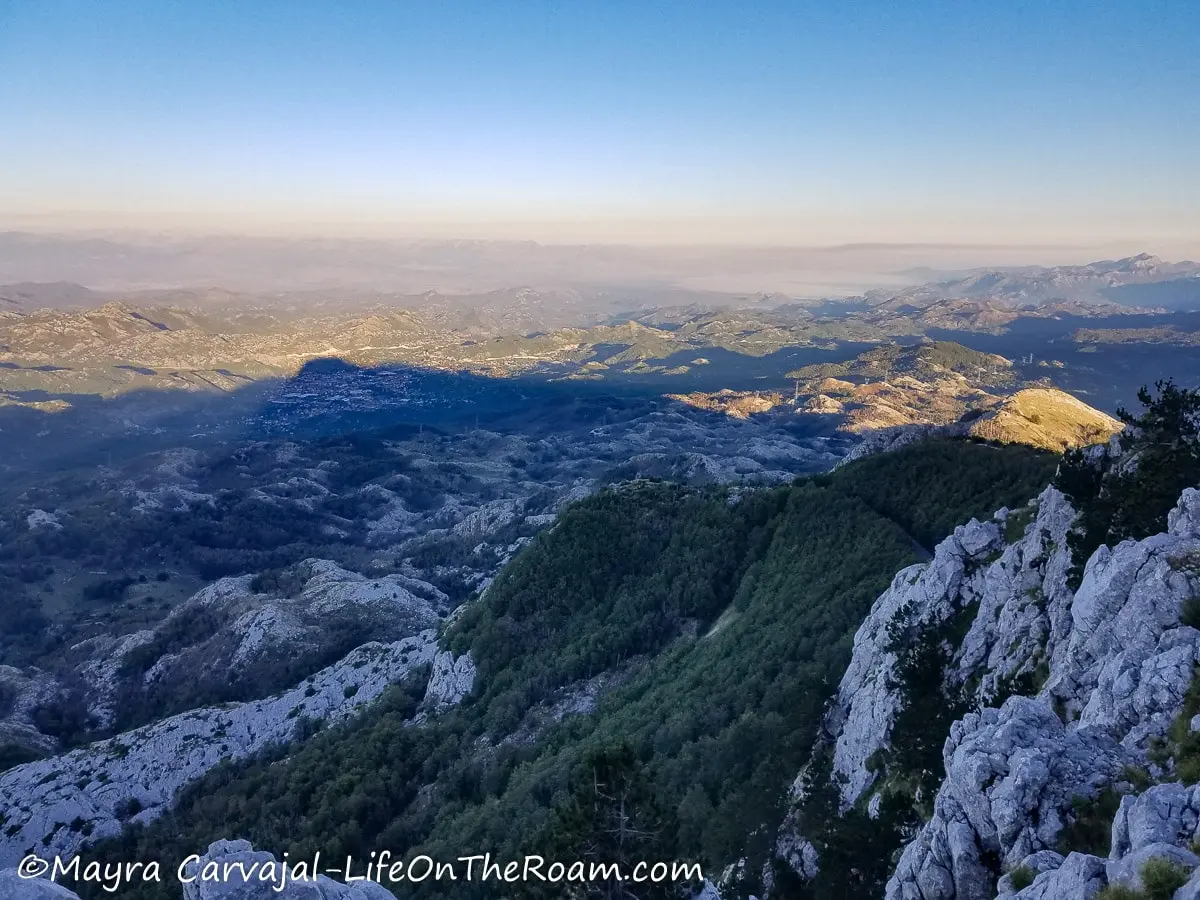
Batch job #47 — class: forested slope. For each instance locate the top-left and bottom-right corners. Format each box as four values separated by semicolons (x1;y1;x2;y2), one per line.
81;438;1055;899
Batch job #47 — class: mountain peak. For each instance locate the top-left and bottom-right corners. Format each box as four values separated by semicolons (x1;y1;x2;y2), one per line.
1118;252;1163;271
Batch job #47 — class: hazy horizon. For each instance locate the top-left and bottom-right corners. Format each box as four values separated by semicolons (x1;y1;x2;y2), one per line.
5;229;1198;297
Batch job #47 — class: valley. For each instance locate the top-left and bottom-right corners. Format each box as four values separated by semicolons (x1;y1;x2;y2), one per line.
6;3;1199;895
0;253;1198;900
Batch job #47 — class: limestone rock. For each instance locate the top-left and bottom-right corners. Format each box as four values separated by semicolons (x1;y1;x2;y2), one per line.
952;487;1078;702
1169;488;1200;537
775;832;820;881
421;651;476;712
1105;842;1200;892
0;633;437;868
995;850;1064;896
0;665;62;754
1002;852;1107;900
1045;495;1200;746
885;486;1200;900
835;424;949;468
181;839;396;899
1177;869;1200;900
0;871;82;898
73;559;444;730
886;697;1132;900
827;516;1003;807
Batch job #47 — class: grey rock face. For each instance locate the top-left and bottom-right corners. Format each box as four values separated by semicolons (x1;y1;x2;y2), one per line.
0;871;82;898
181;840;396;899
775;832;820;881
1170;488;1200;537
1045;519;1200;746
886;697;1132;900
823;487;1086;820
887;487;1200;900
421;651;476;712
994;850;1062;894
0;665;62;755
120;560;441;721
952;488;1078;703
837;424;958;468
1105;842;1200;891
0;634;437;868
1177;869;1200;900
993;782;1200;898
826;516;1004;808
780;481;1200;900
1110;783;1198;859
779;489;1074;886
1000;852;1107;900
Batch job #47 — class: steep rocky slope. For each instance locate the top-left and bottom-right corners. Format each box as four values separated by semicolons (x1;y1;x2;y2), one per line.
773;457;1200;899
889;486;1200;900
0;632;448;868
78;558;445;731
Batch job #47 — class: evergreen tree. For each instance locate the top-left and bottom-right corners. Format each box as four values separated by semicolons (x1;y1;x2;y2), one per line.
1057;379;1200;585
527;744;691;900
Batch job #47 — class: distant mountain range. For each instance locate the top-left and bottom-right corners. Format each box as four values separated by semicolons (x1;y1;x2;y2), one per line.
867;253;1200;310
2;255;1199;425
5;253;1199;326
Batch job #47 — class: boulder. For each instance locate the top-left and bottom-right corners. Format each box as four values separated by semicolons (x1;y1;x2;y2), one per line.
181;839;396;899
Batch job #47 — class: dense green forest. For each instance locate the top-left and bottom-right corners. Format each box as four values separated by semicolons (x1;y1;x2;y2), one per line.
80;438;1054;900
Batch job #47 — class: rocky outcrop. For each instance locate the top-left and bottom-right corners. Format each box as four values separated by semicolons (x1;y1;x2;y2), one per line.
950;487;1077;703
181;839;396;899
0;633;437;868
0;870;82;898
884;486;1200;900
996;852;1107;900
883;489;1200;897
825;515;1005;807
775;481;1200;900
0;839;399;899
421;651;476;713
1172;488;1200;536
836;423;954;467
989;783;1200;898
0;665;62;755
888;698;1133;898
74;559;444;730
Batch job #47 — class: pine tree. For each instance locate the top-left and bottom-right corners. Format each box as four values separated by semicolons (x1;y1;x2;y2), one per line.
524;743;691;900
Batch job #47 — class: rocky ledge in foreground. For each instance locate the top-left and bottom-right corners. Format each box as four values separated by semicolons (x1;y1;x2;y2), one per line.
0;839;398;899
774;480;1200;900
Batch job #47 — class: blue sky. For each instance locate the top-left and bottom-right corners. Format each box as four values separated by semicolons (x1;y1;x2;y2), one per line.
1;0;1197;245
